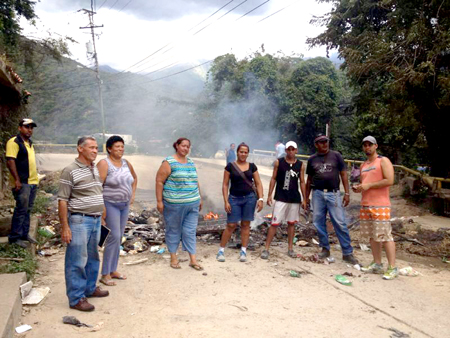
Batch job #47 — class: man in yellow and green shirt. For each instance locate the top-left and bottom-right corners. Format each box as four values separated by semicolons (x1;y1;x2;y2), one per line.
6;118;39;248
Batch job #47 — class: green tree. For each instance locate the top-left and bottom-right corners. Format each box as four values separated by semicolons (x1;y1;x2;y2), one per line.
280;57;341;153
309;0;450;176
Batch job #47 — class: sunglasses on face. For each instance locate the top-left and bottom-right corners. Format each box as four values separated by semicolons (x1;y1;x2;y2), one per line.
22;125;34;129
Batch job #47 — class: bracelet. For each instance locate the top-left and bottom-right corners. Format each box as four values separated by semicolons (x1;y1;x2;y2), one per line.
258;198;264;201
345;193;350;195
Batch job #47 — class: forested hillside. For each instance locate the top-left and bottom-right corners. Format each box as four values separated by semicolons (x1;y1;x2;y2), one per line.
17;55;208;150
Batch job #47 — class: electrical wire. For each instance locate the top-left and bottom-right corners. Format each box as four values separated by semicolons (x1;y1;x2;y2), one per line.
98;0;108;10
113;0;235;76
235;0;270;21
257;0;301;23
109;0;121;10
117;0;133;13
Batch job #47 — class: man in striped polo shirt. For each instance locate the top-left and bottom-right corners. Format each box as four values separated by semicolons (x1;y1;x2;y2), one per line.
58;136;109;312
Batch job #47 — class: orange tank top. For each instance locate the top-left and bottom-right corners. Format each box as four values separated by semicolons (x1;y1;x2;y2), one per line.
360;156;390;206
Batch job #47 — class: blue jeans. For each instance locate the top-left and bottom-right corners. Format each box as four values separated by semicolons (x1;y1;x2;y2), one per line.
163;200;200;254
65;214;101;306
227;193;257;223
311;190;353;255
9;184;37;243
102;201;129;275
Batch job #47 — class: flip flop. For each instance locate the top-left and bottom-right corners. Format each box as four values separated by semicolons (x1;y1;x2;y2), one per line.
99;278;116;286
170;262;181;269
189;263;204;271
111;273;127;280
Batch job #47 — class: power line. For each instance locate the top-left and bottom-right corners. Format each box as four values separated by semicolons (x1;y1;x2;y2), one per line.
192;0;247;36
109;0;120;10
113;0;236;76
98;0;108;10
257;0;300;23
36;0;295;94
118;0;133;13
235;0;270;21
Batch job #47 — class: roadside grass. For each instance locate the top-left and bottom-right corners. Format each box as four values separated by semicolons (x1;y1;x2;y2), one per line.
32;194;51;214
0;243;38;280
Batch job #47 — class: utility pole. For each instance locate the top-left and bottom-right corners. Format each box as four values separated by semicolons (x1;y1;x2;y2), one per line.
79;8;106;152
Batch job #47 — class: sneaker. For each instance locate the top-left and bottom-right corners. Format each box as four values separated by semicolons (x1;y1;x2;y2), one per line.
25;235;38;244
318;248;330;259
361;262;384;274
216;251;225;262
239;250;247;262
14;240;29;249
382;266;399;280
70;297;95;312
288;250;296;258
343;254;359;265
87;286;109;298
260;250;269;260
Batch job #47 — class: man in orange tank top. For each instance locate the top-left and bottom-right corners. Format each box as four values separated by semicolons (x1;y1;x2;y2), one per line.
352;136;398;280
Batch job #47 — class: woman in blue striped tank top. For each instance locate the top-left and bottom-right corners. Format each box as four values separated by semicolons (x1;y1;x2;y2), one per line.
156;137;203;271
97;136;137;286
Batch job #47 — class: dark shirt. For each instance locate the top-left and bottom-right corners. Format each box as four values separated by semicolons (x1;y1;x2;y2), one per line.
274;158;302;203
225;162;258;196
306;151;346;191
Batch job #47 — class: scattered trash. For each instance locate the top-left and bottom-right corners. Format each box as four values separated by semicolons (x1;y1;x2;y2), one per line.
157;247;166;254
15;324;32;334
326;257;335;263
289;270;301;278
20;281;50;305
296;240;309;247
334;244;342;251
202;272;207;276
399;267;421;277
312;238;319;245
353;264;361;271
343;272;354;277
123;258;148;265
119;250;127;256
335;274;352;286
37;226;55;238
442;257;450;264
38;248;59;256
293;237;298;244
63;316;92;327
150;245;160;252
90;322;104;332
359;243;370;251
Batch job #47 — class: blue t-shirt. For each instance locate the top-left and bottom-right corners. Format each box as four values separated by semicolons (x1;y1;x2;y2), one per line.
226;150;236;164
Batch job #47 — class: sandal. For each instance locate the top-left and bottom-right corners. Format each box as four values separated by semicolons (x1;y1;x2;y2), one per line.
170;262;181;269
189;263;204;271
99;277;116;286
111;273;127;280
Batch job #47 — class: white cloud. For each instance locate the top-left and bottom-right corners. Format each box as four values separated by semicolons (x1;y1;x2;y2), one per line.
22;0;332;71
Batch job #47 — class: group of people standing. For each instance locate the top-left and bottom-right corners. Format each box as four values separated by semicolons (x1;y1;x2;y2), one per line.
218;134;398;281
5;117;398;313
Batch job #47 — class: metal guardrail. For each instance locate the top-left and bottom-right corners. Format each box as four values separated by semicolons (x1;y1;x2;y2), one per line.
252;149;450;190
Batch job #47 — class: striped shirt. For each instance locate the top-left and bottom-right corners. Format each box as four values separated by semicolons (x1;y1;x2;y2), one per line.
103;157;134;203
58;158;104;215
163;156;200;204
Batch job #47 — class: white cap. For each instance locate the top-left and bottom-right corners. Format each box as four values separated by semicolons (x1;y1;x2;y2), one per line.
285;141;297;149
362;136;377;144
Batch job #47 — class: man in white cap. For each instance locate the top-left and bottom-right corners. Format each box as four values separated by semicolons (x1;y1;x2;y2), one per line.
353;136;398;280
261;141;306;259
5;118;39;248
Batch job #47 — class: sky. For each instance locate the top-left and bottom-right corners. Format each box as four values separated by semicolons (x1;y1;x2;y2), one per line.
22;0;334;74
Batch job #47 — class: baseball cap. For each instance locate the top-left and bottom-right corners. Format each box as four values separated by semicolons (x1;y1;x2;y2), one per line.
285;141;297;149
19;118;37;127
314;133;329;143
362;136;377;144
